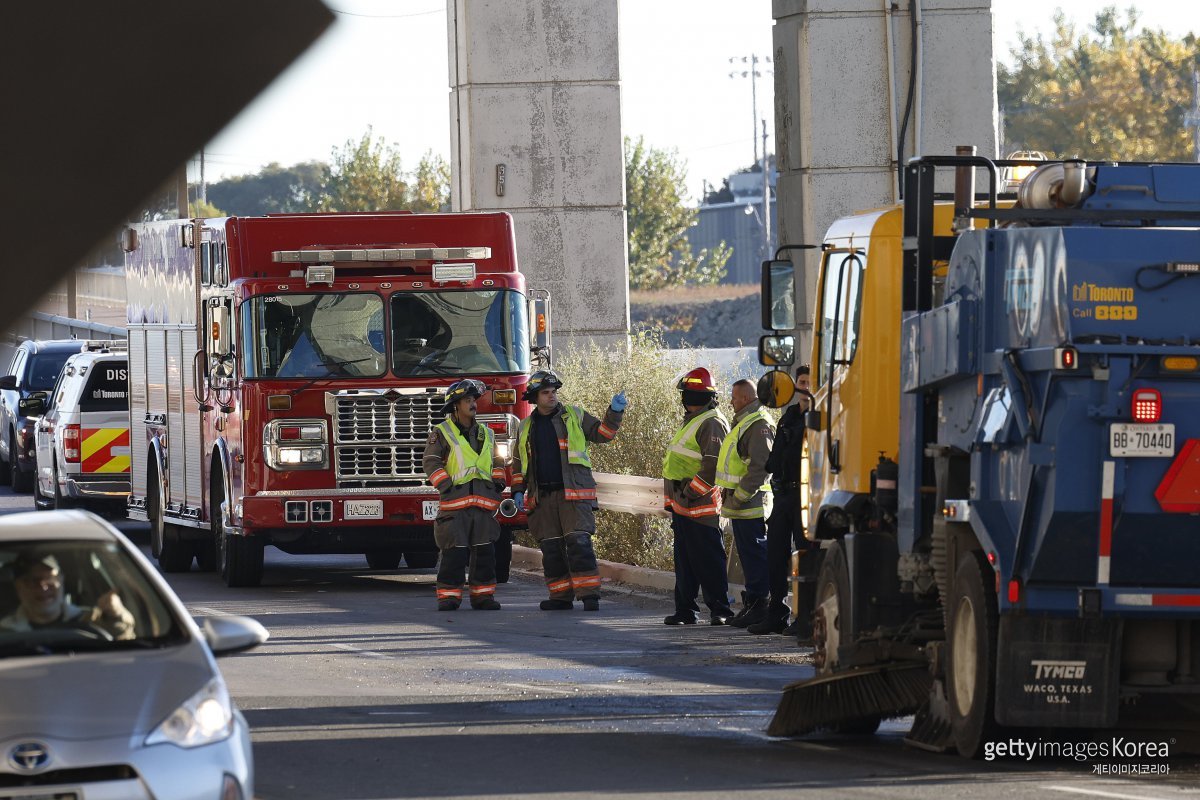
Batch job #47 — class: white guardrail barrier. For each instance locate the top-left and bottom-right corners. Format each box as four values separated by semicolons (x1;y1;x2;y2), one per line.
593;472;669;518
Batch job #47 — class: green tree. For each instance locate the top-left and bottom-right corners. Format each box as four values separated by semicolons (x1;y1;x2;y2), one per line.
317;127;409;212
999;6;1198;160
625;136;730;290
189;198;226;217
408;151;451;212
207;161;327;216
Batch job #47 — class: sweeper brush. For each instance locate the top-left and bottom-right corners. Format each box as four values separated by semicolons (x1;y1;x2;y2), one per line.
767;662;932;737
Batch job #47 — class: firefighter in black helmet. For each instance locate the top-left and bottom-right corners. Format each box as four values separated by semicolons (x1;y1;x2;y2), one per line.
512;370;626;611
422;379;505;611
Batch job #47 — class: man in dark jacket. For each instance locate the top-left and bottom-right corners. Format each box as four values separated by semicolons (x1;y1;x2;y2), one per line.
512;370;625;611
422;379;505;611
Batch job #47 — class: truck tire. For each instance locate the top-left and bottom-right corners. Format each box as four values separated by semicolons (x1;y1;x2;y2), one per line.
149;461;193;573
948;550;998;758
403;551;438;569
9;431;31;493
211;472;263;587
365;550;402;570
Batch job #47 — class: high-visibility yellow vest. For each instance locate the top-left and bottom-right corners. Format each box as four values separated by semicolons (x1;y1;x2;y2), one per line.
437;418;495;485
715;409;769;490
518;405;590;469
662;408;724;480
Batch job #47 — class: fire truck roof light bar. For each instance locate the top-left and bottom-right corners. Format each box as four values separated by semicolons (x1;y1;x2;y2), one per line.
272;247;491;264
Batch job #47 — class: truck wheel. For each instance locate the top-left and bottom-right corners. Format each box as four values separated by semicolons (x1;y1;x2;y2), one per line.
813;541;851;674
365;550;402;570
33;465;53;510
948;550;998;758
403;551;438;570
149;461;193;573
194;538;217;573
212;472;263;587
9;432;31;493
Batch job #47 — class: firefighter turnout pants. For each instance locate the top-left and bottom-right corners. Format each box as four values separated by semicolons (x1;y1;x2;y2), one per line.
670;513;733;621
529;489;601;601
436;544;498;607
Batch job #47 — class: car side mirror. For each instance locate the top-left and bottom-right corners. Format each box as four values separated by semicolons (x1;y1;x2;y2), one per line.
18;395;45;417
200;614;270;656
805;409;822;431
0;375;16;390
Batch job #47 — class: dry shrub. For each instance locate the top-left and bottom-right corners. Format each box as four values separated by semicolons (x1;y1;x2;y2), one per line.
537;332;769;570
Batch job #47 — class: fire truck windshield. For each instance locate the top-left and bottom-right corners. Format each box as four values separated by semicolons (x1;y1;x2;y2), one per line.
391;290;529;376
245;293;387;379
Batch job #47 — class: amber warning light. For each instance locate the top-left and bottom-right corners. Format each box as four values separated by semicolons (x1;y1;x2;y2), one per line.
1132;388;1162;423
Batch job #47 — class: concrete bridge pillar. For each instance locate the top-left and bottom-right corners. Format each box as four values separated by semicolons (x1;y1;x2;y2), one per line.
448;0;629;353
772;0;998;352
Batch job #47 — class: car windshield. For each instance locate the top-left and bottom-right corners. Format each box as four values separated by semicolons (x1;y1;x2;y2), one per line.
0;540;186;658
391;290;529;376
245;293;387;379
26;352;75;391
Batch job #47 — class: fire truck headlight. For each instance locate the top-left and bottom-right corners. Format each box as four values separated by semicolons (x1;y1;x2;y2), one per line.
278;447;325;465
494;441;512;464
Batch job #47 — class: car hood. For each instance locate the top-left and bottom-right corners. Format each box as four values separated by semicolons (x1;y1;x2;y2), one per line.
0;641;216;740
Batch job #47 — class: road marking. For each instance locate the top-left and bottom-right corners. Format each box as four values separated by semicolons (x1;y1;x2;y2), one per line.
190;605;229;616
1042;786;1177;800
330;642;392;659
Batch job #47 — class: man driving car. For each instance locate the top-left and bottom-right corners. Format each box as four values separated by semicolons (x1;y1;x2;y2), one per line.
1;552;135;640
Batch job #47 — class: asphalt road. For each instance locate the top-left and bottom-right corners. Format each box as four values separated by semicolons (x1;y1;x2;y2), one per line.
1;486;1198;799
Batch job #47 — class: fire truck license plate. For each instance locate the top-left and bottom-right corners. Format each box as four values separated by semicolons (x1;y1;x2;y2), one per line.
422;501;439;520
344;499;383;519
1109;423;1174;457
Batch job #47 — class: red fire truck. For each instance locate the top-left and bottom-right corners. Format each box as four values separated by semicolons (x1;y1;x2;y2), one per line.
121;212;546;586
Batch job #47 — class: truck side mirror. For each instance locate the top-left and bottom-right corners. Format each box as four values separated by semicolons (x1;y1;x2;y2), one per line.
758;334;795;367
18;395;45;417
530;289;552;367
761;260;796;331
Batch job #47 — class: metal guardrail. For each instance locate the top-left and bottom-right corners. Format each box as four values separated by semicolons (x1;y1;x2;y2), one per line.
3;311;126;345
594;471;669;518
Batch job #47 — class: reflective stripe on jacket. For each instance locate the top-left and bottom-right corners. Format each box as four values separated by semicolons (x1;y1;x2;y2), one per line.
662;408;724;480
663;402;728;527
422;416;503;516
512;402;622;500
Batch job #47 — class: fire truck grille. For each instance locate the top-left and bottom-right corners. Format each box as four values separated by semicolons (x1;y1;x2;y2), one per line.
334;391;442;485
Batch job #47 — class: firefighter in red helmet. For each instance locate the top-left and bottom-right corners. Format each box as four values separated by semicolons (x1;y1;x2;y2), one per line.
422;379;505;611
512;370;626;611
662;367;733;625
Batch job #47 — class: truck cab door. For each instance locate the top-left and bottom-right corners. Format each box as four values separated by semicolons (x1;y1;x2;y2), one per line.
810;249;864;506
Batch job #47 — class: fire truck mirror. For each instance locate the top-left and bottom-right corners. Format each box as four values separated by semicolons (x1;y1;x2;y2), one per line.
530;291;552;367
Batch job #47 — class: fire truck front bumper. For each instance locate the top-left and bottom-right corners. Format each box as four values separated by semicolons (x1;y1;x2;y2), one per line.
242;488;528;528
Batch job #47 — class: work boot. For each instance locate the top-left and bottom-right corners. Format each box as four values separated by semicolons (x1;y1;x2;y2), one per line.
663;612;697;625
729;596;767;629
437;599;461;611
540;598;574;611
710;614;732;626
582;597;600;611
471;597;502;610
747;615;787;635
728;591;751;625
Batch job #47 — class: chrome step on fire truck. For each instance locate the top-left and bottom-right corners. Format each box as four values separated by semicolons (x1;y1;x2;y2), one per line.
122;212;547;586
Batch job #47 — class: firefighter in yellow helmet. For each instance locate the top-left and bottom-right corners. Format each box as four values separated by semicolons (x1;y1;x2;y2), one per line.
662;367;733;625
512;370;626;611
422;379;505;611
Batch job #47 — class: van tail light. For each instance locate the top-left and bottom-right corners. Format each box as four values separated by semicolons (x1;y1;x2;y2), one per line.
1132;388;1162;423
64;424;81;463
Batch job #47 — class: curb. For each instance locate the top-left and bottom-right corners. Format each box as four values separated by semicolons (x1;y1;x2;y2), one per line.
512;544;745;597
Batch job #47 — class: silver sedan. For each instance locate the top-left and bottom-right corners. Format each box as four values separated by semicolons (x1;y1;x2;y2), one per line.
0;510;267;799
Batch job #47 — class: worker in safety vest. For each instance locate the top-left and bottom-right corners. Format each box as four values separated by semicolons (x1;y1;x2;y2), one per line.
716;378;775;630
662;367;734;625
512;370;626;611
422;379;505;611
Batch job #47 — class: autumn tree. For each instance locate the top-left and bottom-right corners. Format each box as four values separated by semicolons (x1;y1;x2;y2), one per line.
999;7;1199;160
207;161;326;216
625;136;731;290
317;127;409;212
408;151;451;212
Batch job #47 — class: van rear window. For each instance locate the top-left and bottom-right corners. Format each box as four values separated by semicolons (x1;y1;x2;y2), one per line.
80;361;128;412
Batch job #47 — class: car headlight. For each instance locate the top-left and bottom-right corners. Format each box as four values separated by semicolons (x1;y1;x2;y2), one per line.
145;677;234;748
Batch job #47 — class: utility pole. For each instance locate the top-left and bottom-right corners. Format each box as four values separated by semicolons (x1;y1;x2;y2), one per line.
176;164;189;219
761;118;771;261
729;54;771;167
200;149;207;205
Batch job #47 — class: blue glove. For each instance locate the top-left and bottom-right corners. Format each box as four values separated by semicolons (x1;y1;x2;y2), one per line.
512;491;524;511
610;391;628;413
